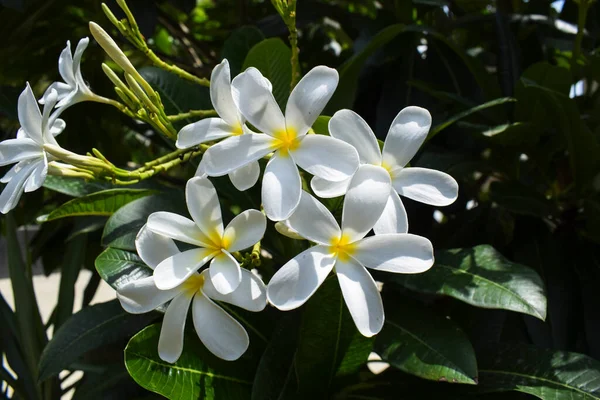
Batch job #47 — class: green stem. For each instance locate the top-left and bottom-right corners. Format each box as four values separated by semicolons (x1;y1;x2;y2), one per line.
286;1;300;89
168;109;218;122
142;47;210;87
572;0;590;71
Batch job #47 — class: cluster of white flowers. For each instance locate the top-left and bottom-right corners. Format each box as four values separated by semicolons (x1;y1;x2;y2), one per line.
0;34;458;363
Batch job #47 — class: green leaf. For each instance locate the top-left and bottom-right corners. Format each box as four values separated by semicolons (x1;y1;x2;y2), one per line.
38;300;156;381
95;247;152;292
43;176;113;197
44;189;154;221
221;26;264;76
311;116;331;135
426;97;517;141
477;344;600;399
392;245;547;320
295;277;373;394
140;66;212;119
478;122;538;146
125;324;255;400
102;192;186;251
242;38;292;109
72;364;131;400
375;298;478;384
54;235;87;329
489;181;554;217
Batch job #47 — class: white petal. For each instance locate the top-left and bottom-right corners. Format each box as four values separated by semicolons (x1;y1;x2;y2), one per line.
146;211;212;247
267;245;335;310
50;118;66;137
228;161;260;191
286;191;340;245
392;167;459;206
176;118;235;149
18;84;44;145
382;106;431;168
210;59;240;127
40;82;72;105
40;90;58;142
285;66;338;136
223;209;266;252
192;292;249;361
262;152;301;221
0;159;38;214
336;256;384;337
154;248;218;290
58;40;76;86
0;138;42;166
23;156;47;193
158;292;193;363
185;177;224;245
73;37;90;86
117;276;179;314
209;250;242;295
201;133;274;176
373;190;408;234
353;234;434;273
341;165;391;242
293;135;359;182
135;224;180;269
231;67;285;135
274;220;304;240
310;176;350;198
202;268;267;312
1;164;20;183
329;109;381;165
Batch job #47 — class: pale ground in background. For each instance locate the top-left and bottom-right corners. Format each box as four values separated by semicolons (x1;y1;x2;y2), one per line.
0;227;116;398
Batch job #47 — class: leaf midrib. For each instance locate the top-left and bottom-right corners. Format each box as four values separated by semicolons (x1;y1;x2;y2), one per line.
479;369;600;399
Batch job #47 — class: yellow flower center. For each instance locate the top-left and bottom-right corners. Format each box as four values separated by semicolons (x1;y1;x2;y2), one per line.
272;127;301;156
329;233;356;262
182;273;205;296
231;122;244;136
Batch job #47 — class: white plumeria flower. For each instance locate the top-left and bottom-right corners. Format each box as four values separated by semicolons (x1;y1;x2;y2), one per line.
117;225;267;362
311;108;459;234
267;165;435;337
39;38;96;109
145;177;266;295
201;66;360;221
177;59;269;192
0;84;65;214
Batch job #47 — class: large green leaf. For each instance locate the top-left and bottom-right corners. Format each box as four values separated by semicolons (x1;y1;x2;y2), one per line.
125;324;255;400
43;176;114;197
44;189;154;221
375;298;478;384
54;235;87;329
242;38;292;109
489;181;554;218
477;344;600;399
102;192;186;251
221;26;264;76
38;300;156;381
392;245;547;320
95;247;152;292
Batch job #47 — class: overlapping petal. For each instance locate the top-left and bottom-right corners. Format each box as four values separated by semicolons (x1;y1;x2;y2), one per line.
382;106;431;168
135;224;180;269
176;118;236;149
0;159;39;214
336;256;384;337
223;209;266;252
228;161;260;191
210;59;240;127
310;176;350;198
209;250;242;295
202;269;266;312
146;212;212;247
341;165;391;242
293;135;359;182
329;109;382;165
201;133;274;176
58;41;76;86
286;191;340;245
192;292;249;361
158;292;193;363
373;190;408;234
285;66;338;136
23;154;48;193
231;67;285;135
0;138;43;166
392;167;459;206
267;245;336;310
262;152;301;221
18;84;43;145
186;177;223;245
117;276;179;314
353;234;434;273
153;248;219;290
